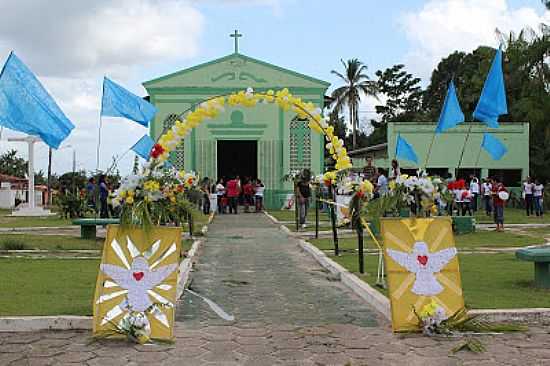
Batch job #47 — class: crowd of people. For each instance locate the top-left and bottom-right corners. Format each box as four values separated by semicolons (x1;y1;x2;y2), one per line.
201;176;265;215
85;175;119;218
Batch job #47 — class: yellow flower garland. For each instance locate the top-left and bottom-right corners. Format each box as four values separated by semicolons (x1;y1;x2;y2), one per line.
152;88;353;172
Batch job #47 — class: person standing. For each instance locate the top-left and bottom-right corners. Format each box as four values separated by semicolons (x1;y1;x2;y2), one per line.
482;178;493;216
534;179;544;217
200;177;211;215
492;177;508;232
254;179;265;212
296;169;312;229
215;178;225;214
362;156;377;182
469;175;480;212
523;177;535;216
99;175;109;218
243;179;255;213
389;159;401;180
376;168;388;197
226;175;241;214
86;177;96;210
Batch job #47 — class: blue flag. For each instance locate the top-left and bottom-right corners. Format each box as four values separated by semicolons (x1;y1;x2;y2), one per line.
131;134;155;160
481;133;507;160
395;134;418;164
473;48;507;128
435;81;464;133
0;52;74;149
101;77;157;127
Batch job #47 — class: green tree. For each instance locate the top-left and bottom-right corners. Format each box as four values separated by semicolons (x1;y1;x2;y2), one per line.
422;47;495;121
374;64;423;123
331;59;378;149
543;0;550;10
0;149;27;177
423;26;550;181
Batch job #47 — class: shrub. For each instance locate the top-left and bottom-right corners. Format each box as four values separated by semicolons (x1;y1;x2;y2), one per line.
2;239;26;250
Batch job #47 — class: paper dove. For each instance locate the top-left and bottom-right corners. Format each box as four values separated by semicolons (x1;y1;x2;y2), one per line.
386;242;457;296
101;257;177;312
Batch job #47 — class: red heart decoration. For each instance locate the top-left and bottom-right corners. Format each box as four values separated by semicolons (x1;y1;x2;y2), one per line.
133;272;144;281
417;255;428;266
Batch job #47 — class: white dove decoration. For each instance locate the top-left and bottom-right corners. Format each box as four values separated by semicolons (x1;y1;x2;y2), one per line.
100;256;177;312
386;241;457;296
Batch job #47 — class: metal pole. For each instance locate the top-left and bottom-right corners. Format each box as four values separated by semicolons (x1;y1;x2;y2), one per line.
27;139;35;210
315;188;319;239
329;185;339;256
47;147;52;206
188;212;194;238
294;182;299;231
357;224;364;274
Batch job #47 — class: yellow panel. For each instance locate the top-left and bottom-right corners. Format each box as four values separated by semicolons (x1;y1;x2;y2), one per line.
93;225;182;342
381;217;464;332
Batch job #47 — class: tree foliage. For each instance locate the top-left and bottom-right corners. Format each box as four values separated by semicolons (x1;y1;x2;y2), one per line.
374;64;423;123
0;149;27;177
331;58;378;149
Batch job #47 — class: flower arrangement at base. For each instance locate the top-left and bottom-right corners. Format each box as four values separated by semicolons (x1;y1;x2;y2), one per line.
116;311;151;344
413;300;527;353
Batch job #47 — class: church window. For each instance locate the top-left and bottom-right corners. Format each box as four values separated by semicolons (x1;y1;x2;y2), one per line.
162;114;185;170
289;117;311;172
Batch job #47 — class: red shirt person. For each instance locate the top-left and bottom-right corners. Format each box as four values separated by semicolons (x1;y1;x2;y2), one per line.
226;176;241;214
491;178;508;231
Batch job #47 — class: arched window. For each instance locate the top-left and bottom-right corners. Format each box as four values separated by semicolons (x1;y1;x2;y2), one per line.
289;117;311;171
162;114;185;170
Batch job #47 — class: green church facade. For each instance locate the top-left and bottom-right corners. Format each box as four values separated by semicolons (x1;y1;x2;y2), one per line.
143;52;329;209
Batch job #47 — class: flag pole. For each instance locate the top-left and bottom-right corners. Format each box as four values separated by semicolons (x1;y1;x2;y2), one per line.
456;122;474;175
423;132;436;171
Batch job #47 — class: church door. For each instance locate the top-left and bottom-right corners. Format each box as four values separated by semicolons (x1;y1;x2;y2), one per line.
217;140;258;180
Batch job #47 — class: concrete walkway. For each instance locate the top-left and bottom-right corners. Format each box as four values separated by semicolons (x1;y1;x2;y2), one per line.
2;213;550;365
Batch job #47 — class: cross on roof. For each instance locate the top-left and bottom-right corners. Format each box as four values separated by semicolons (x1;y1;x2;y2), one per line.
230;30;242;54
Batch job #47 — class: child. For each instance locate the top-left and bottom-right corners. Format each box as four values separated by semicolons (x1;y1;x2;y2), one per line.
491;177;508;232
255;179;265;212
534;179;544;217
243;179;255;213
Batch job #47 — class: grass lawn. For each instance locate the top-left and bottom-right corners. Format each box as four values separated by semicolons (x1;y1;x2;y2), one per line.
0;214;72;228
0;258;100;316
474;208;550;224
0;233;193;252
0;234;102;251
455;231;545;249
309;229;545;252
324;251;550;309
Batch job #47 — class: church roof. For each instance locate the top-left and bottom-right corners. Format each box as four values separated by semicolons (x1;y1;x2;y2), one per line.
143;52;330;91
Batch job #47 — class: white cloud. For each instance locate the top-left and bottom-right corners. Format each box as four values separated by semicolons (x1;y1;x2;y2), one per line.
401;0;550;82
0;0;205;175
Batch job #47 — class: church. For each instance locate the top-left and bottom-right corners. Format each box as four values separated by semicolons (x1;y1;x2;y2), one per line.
143;32;329;209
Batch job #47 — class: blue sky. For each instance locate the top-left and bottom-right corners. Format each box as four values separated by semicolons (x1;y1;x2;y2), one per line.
0;0;548;174
140;0;548;90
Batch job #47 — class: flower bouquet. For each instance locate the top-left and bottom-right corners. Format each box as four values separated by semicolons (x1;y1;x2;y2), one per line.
113;159;198;229
414;300;527;353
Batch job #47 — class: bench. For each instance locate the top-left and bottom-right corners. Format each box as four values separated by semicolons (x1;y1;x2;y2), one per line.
72;218;120;239
452;216;475;235
516;247;550;288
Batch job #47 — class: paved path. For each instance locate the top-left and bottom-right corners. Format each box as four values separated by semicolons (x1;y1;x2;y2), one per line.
3;213;550;365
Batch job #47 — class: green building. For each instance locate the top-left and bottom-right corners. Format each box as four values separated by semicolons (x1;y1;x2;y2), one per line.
143;46;329;209
350;122;530;186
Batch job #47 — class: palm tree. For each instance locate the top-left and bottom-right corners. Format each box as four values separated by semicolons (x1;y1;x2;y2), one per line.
331;59;377;149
